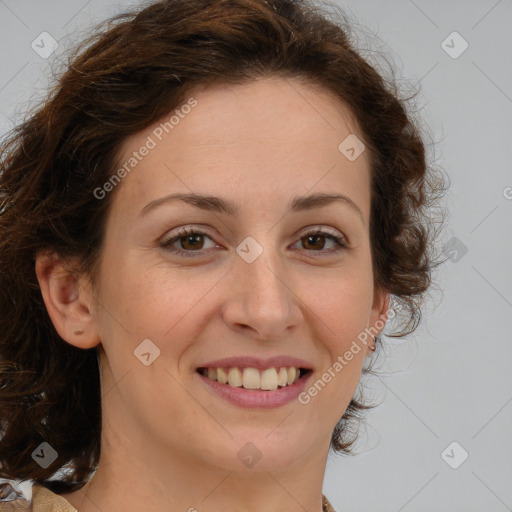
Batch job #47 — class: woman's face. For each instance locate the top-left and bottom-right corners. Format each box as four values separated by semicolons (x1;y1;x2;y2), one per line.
82;76;388;473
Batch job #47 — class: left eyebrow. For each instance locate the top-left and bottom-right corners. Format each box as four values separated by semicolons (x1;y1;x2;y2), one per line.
138;192;364;223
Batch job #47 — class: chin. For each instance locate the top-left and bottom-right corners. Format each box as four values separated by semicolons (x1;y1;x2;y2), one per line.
217;431;311;473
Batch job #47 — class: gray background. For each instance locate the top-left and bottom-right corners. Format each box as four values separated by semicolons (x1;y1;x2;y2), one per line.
0;1;511;511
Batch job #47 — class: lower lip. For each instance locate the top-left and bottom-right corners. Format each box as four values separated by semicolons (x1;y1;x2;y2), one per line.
196;371;312;409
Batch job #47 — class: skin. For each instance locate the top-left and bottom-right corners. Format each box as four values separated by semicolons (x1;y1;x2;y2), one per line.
36;76;389;512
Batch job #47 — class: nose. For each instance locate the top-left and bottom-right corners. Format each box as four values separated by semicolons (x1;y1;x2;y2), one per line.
220;243;303;341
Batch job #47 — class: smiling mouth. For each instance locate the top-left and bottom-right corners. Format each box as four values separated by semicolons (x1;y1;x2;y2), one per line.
197;366;311;391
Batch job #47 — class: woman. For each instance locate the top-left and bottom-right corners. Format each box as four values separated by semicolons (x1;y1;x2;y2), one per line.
0;0;444;510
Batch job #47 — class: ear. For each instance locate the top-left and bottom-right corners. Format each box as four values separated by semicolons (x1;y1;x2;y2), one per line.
35;250;101;349
368;286;391;350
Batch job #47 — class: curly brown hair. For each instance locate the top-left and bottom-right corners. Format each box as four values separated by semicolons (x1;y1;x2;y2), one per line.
0;0;445;494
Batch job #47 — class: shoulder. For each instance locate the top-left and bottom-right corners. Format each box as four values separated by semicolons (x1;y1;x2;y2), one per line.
322;494;338;512
29;485;77;512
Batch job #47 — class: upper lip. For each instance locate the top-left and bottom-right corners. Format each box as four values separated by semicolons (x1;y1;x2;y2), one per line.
196;356;313;371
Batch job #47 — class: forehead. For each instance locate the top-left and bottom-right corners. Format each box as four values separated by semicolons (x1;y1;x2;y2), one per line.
111;76;371;217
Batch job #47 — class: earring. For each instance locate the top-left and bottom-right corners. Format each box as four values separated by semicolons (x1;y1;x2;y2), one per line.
74;329;84;336
370;335;378;351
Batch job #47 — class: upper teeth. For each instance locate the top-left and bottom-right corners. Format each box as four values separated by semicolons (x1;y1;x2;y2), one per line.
201;366;301;390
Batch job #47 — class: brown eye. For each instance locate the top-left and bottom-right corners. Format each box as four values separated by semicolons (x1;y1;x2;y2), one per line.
179;233;205;250
161;227;217;257
302;234;327;250
293;229;347;254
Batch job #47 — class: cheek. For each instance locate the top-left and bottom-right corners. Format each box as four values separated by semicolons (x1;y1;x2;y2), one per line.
307;262;375;343
302;262;374;397
96;254;222;355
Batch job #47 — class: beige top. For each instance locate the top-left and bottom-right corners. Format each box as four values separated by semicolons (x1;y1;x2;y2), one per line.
0;485;337;511
0;485;77;511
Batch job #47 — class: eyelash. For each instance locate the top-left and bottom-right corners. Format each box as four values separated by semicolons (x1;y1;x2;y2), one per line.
160;226;347;258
